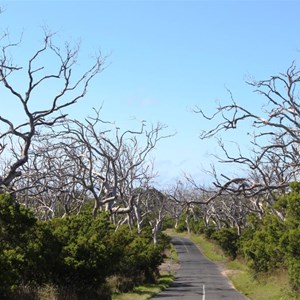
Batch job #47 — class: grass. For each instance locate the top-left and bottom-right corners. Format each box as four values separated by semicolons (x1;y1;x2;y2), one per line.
174;230;226;261
167;229;300;300
113;229;300;300
112;240;177;300
112;274;174;300
169;242;180;263
229;270;296;300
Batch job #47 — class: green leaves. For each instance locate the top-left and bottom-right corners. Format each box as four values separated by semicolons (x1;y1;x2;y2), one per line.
212;227;239;259
0;194;50;296
237;182;300;291
0;194;167;298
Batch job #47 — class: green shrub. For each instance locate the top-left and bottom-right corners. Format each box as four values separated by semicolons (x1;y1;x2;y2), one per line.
240;212;285;273
113;226;166;284
285;228;300;291
49;212;115;290
204;225;217;239
175;213;187;232
212;227;239;259
162;217;175;230
0;194;169;298
0;194;56;298
276;182;300;291
189;218;205;234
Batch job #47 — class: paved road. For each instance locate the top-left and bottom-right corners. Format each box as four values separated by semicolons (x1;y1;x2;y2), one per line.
152;236;247;300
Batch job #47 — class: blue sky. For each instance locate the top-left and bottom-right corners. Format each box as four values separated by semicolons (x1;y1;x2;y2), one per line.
1;0;300;186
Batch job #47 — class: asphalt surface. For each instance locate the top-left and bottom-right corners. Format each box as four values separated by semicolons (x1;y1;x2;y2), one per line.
152;236;247;300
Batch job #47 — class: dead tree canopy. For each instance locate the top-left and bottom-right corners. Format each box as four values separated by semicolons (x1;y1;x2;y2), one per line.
60;110;172;218
193;62;300;207
0;31;105;192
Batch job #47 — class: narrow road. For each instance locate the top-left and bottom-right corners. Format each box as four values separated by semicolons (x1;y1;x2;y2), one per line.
152;236;247;300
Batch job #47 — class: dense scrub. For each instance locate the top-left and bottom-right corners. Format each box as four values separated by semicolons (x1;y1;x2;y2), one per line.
177;182;300;292
0;194;168;299
239;182;300;291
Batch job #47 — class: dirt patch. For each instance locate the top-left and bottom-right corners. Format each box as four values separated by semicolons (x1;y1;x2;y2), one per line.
222;269;242;277
159;259;181;274
221;268;243;289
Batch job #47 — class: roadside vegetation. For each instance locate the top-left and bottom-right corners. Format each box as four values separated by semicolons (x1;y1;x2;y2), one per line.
112;235;178;300
112;274;174;300
1;6;300;300
172;198;300;300
0;194;169;299
0;10;173;299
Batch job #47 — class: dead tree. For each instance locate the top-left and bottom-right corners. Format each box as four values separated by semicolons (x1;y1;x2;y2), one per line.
194;63;300;208
14;136;88;219
61;110;171;218
0;31;104;193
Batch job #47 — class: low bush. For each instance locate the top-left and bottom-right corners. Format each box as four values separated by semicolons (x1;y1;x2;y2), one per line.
0;193;168;298
276;182;300;291
175;213;188;232
212;227;239;259
0;193;58;298
204;225;216;239
240;212;286;273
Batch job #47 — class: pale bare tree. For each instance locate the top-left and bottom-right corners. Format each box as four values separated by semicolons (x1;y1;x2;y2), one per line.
0;31;104;193
142;188;168;244
15;136;88;219
60;110;171;218
193;63;300;209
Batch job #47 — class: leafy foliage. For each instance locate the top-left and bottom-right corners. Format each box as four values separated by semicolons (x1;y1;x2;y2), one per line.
49;212;115;290
0;194;58;297
175;182;300;292
240;212;286;273
180;183;300;292
0;194;168;298
212;227;239;259
175;212;188;232
276;182;300;291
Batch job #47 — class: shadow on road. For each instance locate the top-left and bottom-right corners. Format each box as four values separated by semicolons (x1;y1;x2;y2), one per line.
152;236;247;300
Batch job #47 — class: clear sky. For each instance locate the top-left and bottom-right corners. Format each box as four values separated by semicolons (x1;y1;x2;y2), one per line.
1;0;300;187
